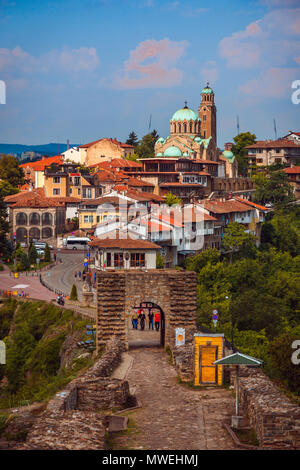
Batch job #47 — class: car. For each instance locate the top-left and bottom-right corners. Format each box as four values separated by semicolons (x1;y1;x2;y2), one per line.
34;242;54;250
36;249;45;256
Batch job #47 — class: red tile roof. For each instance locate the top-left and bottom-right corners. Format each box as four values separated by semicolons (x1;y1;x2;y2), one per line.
233;197;269;211
247;140;300;149
4;188;77;208
88;158;142;169
283;166;300;174
19;155;63;171
200;199;253;214
89;237;160;250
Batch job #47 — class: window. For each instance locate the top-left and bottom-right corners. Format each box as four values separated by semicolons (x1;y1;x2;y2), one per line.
69;188;72;194
96;216;100;223
53;176;60;184
203;115;206;121
89;215;93;222
114;252;124;268
130;252;145;267
203;130;206;138
106;252;111;267
84;215;89;223
53;188;60;195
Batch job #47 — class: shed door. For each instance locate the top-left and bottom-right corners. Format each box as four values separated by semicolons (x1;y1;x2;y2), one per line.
199;346;218;384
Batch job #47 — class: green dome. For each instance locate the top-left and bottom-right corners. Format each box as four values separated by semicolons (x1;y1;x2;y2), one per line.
194;137;202;142
156;137;165;145
183;151;189;157
171;106;199;122
156;152;163;156
163;146;182;157
222;150;235;163
202;85;213;94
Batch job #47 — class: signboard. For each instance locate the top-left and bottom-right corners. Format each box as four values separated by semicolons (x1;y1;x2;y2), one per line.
212;310;218;328
175;328;185;347
0;341;5;364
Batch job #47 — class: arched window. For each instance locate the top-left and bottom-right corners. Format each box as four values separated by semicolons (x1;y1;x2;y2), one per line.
190;122;193;133
42;212;52;225
16;212;27;225
42;227;52;239
16;227;27;242
174;123;176;133
178;123;181;133
29;227;40;240
183;123;187;133
29;212;40;225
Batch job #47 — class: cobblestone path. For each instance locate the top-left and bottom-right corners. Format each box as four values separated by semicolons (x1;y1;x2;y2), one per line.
112;346;239;451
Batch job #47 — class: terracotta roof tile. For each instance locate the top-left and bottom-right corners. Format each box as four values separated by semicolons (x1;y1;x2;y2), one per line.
89;237;160;250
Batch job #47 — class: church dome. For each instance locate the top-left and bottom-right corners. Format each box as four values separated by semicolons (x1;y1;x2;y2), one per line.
171;105;199;122
222;150;235;163
201;84;213;94
163;146;182;157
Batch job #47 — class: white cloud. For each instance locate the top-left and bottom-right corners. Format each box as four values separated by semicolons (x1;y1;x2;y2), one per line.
0;46;100;75
200;61;219;85
239;67;299;100
115;38;188;89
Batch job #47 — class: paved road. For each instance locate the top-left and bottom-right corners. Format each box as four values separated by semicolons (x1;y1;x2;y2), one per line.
112;346;238;450
41;252;96;301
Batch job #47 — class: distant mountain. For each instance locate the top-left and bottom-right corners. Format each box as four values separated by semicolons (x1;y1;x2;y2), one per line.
0;142;79;158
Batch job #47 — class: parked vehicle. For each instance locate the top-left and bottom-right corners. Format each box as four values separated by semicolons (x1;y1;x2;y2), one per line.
63;236;90;250
33;241;54;250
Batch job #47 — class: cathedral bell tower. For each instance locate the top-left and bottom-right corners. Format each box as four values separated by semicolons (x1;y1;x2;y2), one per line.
198;83;217;145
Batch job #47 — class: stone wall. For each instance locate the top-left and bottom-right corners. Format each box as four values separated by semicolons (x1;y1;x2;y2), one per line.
96;270;198;352
237;368;300;449
22;338;128;450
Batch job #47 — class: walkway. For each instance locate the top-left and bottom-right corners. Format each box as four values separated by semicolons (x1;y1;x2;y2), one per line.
112;345;238;450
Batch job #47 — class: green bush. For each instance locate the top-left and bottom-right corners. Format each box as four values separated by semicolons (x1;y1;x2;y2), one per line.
70;284;78;301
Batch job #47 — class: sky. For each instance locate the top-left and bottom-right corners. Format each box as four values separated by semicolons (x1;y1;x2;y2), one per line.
0;0;299;148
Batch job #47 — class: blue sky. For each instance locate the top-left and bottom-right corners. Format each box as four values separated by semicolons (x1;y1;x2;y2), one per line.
0;0;299;148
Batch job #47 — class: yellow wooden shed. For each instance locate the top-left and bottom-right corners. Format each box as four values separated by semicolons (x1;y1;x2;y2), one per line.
194;333;224;386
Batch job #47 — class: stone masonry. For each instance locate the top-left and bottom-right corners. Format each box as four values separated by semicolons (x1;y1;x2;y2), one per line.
237;368;300;449
96;269;198;351
22;338;128;450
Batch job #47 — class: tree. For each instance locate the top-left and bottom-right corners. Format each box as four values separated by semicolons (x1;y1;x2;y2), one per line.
156;252;164;269
185;248;220;273
28;242;38;265
20;252;30;271
44;243;51;263
126;131;139;147
223;222;256;263
0;181;18;259
0;154;24;188
164;192;182;207
135;132;159;159
253;170;295;208
231;132;256;176
70;284;78;301
269;333;300;394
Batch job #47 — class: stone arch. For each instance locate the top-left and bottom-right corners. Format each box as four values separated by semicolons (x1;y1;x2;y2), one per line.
16;212;27;225
29;227;40;240
42;227;52;239
96;270;197;351
29;212;40;225
16;227;27;242
42;212;52;225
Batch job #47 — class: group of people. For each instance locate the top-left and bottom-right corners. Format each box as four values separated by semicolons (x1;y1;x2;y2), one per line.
132;309;161;332
74;270;97;284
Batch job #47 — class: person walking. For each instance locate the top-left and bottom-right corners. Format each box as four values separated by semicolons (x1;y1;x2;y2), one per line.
132;311;138;330
154;311;161;331
148;310;154;330
140;312;146;331
74;271;77;279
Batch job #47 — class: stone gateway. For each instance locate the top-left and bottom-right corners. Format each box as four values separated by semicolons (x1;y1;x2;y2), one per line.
96;270;197;351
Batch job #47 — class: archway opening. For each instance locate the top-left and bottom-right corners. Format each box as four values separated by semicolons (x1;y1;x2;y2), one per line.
128;302;165;350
